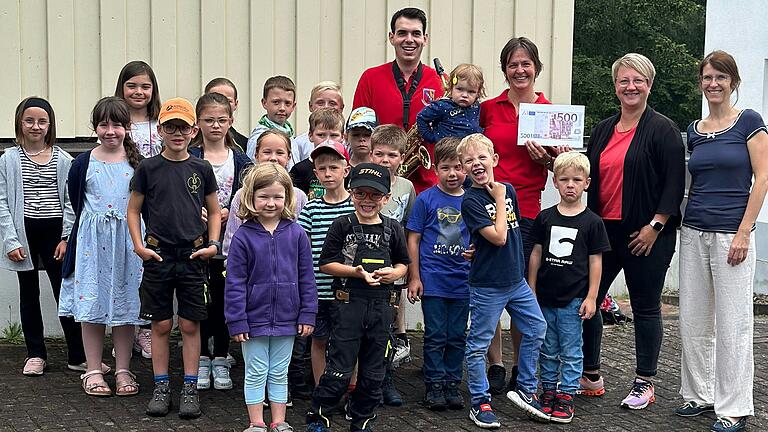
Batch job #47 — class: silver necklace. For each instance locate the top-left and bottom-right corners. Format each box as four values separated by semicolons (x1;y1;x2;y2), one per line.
23;146;47;157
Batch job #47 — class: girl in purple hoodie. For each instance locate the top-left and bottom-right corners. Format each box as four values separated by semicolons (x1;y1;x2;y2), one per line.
225;163;317;432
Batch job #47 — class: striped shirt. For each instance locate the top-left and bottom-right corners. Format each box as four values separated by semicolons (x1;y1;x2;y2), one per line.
298;196;355;300
21;147;62;218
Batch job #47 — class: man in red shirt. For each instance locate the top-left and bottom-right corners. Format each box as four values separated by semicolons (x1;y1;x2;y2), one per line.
352;7;444;193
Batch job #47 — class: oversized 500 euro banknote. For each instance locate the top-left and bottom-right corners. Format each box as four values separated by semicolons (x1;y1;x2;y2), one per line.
518;103;585;148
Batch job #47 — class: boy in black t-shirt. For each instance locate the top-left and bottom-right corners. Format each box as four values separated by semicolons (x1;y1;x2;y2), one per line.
528;152;610;424
306;163;410;432
127;98;221;419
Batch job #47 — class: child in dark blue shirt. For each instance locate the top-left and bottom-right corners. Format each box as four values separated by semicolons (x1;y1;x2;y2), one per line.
458;133;548;429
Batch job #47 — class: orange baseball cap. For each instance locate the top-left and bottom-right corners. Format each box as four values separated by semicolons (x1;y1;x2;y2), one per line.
158;97;195;125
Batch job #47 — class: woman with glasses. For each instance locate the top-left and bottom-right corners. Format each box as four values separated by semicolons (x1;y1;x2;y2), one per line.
582;53;685;409
676;51;767;432
0;97;87;376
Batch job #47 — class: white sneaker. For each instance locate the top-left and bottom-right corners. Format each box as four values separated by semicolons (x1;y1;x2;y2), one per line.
211;357;233;390
198;357;211;390
133;329;152;359
392;337;411;367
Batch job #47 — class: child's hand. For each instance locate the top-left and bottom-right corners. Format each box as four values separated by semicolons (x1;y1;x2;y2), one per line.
579;298;596;320
190;245;218;261
355;265;381;286
135;246;162;262
485;181;506;201
201;207;208;223
462;244;475;261
407;279;423;304
7;247;26;262
373;267;399;284
232;333;249;342
297;324;314;337
220;208;230;224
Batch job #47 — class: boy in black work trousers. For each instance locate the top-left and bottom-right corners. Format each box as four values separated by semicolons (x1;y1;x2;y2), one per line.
306;163;410;432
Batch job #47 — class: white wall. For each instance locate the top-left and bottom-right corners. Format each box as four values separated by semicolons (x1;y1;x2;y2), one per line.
705;0;768;294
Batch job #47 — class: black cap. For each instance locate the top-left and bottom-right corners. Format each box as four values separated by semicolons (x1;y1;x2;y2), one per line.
348;163;391;194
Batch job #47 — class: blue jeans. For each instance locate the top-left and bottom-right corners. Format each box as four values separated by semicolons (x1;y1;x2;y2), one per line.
466;279;546;405
539;298;584;395
422;296;469;384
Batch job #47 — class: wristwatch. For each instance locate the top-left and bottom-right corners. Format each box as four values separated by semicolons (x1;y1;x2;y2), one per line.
649;220;664;232
207;240;222;254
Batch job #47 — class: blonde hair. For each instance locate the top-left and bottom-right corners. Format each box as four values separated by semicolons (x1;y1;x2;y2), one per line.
457;133;494;158
309;81;343;103
612;53;656;85
553;151;590;177
371;124;407;154
237;163;296;221
448;64;486;99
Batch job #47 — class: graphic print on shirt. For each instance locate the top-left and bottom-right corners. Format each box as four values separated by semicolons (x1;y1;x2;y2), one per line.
308;179;325;201
434;206;465;257
187;172;201;194
340;232;382;287
546;225;578;266
385;193;411;223
484;197;519;229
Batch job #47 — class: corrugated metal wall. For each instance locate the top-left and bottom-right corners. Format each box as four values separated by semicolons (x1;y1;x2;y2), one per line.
0;0;574;138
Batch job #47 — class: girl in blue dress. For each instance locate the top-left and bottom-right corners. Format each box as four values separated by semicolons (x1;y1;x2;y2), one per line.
59;97;145;397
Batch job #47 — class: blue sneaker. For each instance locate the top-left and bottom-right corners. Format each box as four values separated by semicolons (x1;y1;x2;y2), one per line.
469;402;501;429
711;417;747;432
675;400;714;417
506;388;550;422
305;422;329;432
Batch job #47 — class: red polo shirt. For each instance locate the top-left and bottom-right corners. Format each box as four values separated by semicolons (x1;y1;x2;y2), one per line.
480;90;551;219
353;61;445;193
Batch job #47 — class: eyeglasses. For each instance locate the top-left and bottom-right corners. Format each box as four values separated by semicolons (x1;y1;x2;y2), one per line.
160;123;194;135
437;210;462;224
200;117;231;127
616;78;647;88
701;74;730;84
22;119;50;128
352;191;385;201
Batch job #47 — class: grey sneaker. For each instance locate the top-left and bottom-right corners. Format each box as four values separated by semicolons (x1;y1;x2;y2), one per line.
270;422;294;432
146;381;172;417
198;357;211;390
212;357;233;390
179;382;202;419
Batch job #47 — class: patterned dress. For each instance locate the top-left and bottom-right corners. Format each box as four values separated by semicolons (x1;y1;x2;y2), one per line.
59;158;145;325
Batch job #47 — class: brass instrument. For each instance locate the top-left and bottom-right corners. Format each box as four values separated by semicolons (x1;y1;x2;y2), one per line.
398;125;432;178
397;58;451;179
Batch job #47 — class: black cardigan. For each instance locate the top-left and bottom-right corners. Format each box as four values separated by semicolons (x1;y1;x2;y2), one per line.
585;106;685;233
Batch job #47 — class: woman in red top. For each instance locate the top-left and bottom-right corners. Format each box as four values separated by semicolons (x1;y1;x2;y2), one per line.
583;53;684;410
479;36;563;395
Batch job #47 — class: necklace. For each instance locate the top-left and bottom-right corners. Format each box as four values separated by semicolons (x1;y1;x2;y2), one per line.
23;146;48;157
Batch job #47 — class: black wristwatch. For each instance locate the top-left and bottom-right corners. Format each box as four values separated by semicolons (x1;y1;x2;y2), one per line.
649;220;664;232
207;240;222;254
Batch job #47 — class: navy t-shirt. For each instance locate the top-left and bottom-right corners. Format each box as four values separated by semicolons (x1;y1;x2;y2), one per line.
531;206;611;307
130;154;217;245
406;186;470;299
461;183;525;287
684;109;768;232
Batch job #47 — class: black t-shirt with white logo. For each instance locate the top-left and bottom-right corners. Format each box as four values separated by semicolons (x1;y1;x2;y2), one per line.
531;205;610;307
131;154;218;245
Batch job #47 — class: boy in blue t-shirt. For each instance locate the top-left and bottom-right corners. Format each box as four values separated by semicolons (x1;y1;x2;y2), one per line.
529;152;610;424
406;137;471;411
458;133;548;428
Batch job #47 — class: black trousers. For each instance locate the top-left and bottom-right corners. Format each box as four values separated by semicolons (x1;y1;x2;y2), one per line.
581;220;676;377
308;295;395;431
17;217;84;364
200;258;230;358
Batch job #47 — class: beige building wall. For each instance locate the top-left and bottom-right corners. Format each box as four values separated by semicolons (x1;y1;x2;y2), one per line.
0;0;574;139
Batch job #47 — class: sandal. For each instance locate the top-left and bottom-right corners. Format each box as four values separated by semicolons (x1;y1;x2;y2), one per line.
81;370;112;397
115;369;139;397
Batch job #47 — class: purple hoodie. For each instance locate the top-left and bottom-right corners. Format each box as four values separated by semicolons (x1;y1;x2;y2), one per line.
225;218;317;337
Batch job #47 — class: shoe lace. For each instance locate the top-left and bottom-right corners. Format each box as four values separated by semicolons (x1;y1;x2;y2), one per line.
182;385;198;402
153;386;169;401
27;358;45;367
715;417;736;427
629;380;652;398
213;364;230;377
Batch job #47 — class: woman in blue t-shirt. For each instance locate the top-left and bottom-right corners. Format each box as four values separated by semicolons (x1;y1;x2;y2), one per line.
677;50;768;432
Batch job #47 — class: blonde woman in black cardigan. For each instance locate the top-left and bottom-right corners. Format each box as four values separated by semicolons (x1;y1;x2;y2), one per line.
582;53;685;410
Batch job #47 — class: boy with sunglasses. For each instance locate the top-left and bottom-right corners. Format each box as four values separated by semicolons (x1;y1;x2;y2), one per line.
306;163;410;432
128;98;221;419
